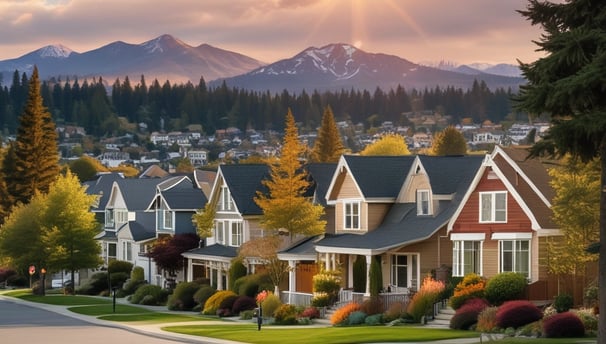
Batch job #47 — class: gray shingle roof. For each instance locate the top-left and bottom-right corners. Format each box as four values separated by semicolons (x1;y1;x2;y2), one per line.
306;163;337;206
115;178;168;211
84;173;124;211
220;164;270;215
343;155;416;198
160;177;207;210
185;244;237;258
119;212;156;242
316;155;484;251
279;235;322;255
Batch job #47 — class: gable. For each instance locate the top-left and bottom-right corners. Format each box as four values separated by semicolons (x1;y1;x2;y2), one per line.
333;171;363;200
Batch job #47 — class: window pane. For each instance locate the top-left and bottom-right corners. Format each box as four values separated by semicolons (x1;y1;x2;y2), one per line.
481;194;492;221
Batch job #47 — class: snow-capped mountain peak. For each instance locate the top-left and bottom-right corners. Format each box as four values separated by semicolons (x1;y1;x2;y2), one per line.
35;44;73;58
141;34;189;54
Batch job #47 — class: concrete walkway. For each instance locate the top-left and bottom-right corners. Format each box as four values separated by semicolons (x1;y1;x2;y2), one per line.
0;293;498;344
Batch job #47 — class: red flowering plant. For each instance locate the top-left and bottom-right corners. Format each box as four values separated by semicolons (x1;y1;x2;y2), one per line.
256;290;270;305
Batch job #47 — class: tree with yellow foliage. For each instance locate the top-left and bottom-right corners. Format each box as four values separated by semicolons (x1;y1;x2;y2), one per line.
360;133;410;156
255;109;326;239
430;126;467;156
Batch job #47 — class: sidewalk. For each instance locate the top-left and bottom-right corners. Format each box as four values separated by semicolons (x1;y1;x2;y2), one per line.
1;293;494;344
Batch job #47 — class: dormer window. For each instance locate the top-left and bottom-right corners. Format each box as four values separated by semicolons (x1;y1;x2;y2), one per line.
344;201;360;230
158;199;173;230
480;191;507;223
417;190;431;215
219;185;234;211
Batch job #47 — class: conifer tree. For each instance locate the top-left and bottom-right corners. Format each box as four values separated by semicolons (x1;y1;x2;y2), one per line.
9;66;60;206
430;126;467;156
255;109;326;238
311;106;345;163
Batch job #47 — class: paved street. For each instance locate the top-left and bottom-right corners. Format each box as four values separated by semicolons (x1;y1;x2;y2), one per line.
0;297;206;344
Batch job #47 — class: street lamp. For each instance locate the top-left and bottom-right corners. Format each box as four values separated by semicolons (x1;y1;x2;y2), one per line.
40;268;46;296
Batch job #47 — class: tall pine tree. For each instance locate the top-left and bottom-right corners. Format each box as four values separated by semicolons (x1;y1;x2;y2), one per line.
311;105;345;163
255;109;326;239
9;66;60;206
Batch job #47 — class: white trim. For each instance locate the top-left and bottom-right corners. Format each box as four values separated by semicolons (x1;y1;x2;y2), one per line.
325;155;367;204
277;253;317;261
491;232;532;240
450;233;486;241
314;245;385;256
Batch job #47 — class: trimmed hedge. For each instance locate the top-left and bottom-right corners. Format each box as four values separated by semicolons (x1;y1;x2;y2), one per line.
203;290;236;315
496;300;542;329
130;284;168;305
232;295;257;315
484;272;527;306
449;298;489;330
167;281;201;311
543;312;585;338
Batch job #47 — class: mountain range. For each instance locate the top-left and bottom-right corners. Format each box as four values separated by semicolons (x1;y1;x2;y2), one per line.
0;34;525;93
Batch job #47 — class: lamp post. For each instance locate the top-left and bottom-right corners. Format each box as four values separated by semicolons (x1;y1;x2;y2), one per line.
28;265;35;289
40;268;46;296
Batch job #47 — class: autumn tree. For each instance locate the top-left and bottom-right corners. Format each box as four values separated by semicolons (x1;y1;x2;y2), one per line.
515;1;606;339
42;170;102;290
7;66;60;207
311;106;345;163
546;157;599;295
238;236;288;293
255;109;326;239
69;155;108;182
430;126;467;156
192;203;216;243
360;133;411;156
148;233;200;275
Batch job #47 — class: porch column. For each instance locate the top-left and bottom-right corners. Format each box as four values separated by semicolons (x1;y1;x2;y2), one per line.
209;263;214;287
347;255;354;288
364;255;372;297
187;258;193;282
325;253;330;270
331;253;337;270
288;260;297;304
217;266;224;290
224;264;229;291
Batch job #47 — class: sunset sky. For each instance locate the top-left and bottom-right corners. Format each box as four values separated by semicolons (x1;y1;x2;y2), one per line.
1;0;546;66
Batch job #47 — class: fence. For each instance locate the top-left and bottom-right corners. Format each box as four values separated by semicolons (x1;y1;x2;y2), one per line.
280;291;313;307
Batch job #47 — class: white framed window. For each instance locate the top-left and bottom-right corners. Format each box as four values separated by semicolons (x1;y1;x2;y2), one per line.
115;209;128;224
215;221;225;244
344;201;360;230
219;185;234;211
452;240;483;277
498;239;530;279
107;242;117;262
163;209;173;229
480;191;507;223
417;190;431;215
122;241;132;261
230;222;243;247
105;209;115;227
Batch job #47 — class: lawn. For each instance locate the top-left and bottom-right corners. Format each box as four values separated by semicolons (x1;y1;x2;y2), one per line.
164;324;479;344
98;313;212;323
68;304;154;316
12;293;112;306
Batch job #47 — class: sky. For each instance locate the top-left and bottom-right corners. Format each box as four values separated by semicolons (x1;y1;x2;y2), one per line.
0;0;547;66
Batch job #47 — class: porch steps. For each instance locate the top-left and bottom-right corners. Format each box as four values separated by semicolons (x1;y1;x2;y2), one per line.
425;306;454;328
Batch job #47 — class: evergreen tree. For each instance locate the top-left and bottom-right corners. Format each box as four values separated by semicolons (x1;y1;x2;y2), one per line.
9;66;60;206
311;106;345;163
430;125;467;156
255;109;326;239
515;1;606;339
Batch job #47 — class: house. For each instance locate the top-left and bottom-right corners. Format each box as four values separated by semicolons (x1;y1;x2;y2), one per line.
182;164;271;290
145;175;208;287
447;146;580;302
95;177;167;284
308;154;483;299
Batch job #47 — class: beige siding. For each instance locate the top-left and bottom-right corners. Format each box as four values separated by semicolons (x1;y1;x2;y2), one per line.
482;240;499;278
397;174;431;203
339;173;362;198
367;203;391;231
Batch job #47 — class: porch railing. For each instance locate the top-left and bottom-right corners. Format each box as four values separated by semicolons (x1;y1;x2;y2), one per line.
337;289;413;310
280;291;313;307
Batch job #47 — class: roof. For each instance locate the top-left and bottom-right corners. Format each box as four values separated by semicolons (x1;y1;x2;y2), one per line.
306;163;337;206
139;165;169;178
343;155;416;198
279;235;322;256
158;176;207;210
219;164;270;215
114;177;168;210
316;155;483;252
117;212;156;242
183;243;238;260
497;146;556;201
83;173;124;211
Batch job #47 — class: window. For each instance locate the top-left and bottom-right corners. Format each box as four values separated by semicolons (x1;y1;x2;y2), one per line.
417;190;431;215
115;209;128;224
230;222;243;247
453;241;482;277
215;221;225;244
219;186;234;211
480;192;507;222
391;255;408;288
122;241;132;261
163;209;173;229
107;243;117;262
105;210;114;227
499;240;530;279
344;201;360;230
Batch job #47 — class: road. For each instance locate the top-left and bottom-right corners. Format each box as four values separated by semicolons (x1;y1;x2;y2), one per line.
0;298;203;344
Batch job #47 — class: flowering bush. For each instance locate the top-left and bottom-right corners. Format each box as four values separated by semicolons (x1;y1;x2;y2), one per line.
260;292;282;318
330;302;361;326
496;300;542;329
312;270;341;306
449;273;486;310
476;306;499;332
543;312;585;338
406;275;445;322
256;290;270;304
273;304;299;325
300;306;321;319
203;290;237;315
449;298;489;330
573;308;598;332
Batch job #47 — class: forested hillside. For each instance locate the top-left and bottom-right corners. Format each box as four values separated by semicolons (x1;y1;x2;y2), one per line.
0;70;519;137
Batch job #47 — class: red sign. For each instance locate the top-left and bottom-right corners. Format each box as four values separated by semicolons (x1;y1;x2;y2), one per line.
29;265;35;275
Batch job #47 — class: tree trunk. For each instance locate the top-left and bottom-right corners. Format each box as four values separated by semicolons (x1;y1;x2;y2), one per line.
599;135;606;343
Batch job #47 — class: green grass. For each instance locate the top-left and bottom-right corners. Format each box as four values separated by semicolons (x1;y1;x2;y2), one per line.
99;313;212;323
164;324;479;344
14;294;111;306
489;338;596;344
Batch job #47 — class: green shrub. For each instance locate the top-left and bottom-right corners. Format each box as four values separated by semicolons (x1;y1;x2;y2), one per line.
109;272;129;290
77;272;108;295
239;309;254;320
229;258;248;291
131;266;145;281
235;273;272;297
553;293;573;313
449;273;486;310
120;279;146;297
273;304;298;325
312;270;341;305
260;292;282;318
130;284;168;306
383;301;407;322
573;309;598;332
203;290;236;315
365;313;383;325
194;285;216;308
167;281;201;311
348;311;367;325
352;255;366;293
484;272;527;306
311;293;331;307
108;260;133;275
369;256;382;297
361;296;384;315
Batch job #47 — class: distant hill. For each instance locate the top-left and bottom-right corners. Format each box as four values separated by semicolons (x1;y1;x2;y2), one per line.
212;43;526;93
0;34;265;85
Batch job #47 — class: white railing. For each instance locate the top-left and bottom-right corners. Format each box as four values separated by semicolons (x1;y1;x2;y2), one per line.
337;289;412;310
280;291;313;307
